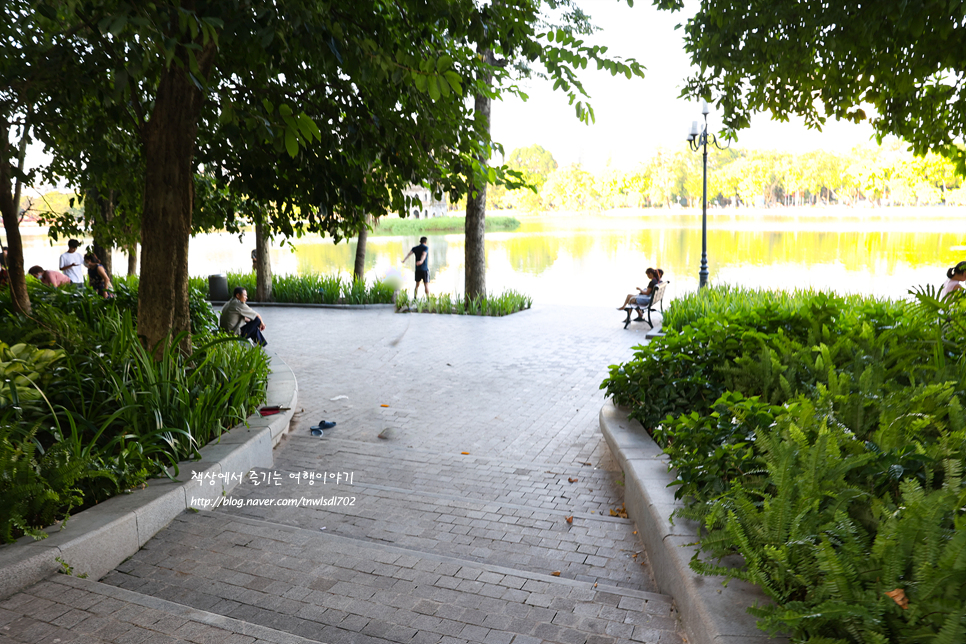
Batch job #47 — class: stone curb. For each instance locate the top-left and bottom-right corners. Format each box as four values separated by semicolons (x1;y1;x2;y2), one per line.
0;353;298;600
599;401;787;644
208;301;395;310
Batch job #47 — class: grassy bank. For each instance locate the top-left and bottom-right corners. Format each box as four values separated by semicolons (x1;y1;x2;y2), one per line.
372;215;520;236
603;286;966;643
395;290;532;316
0;280;269;542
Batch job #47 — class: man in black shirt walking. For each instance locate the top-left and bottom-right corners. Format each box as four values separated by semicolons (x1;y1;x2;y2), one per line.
402;236;430;299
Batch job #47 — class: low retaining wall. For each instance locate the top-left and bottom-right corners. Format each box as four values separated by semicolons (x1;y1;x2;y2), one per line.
0;353;298;600
599;401;787;644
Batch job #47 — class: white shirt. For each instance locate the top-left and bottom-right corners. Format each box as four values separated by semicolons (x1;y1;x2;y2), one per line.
59;250;85;284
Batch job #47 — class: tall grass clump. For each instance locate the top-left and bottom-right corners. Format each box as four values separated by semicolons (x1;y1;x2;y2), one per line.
373;215;520;236
0;280;268;542
396;290;532;316
220;271;395;304
602;285;966;643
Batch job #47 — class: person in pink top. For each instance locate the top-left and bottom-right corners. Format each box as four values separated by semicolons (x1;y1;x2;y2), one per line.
28;265;71;287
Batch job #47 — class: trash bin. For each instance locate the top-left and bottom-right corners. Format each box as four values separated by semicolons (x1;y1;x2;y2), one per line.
208;274;229;301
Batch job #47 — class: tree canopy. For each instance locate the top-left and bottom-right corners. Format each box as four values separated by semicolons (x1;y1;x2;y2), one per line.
657;0;966;172
1;0;642;348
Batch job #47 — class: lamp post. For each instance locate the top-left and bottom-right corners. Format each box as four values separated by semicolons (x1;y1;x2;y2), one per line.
687;100;729;289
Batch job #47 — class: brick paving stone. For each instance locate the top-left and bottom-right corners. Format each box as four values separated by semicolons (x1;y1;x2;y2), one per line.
5;305;682;644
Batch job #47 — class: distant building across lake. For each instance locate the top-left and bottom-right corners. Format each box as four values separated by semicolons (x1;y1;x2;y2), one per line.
402;186;447;219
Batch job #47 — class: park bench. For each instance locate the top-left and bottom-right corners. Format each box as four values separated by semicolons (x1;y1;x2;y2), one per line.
622;281;668;330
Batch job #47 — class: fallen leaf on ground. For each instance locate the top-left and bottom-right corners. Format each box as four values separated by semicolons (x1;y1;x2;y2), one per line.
380;404;389;407
568;477;578;483
551;571;561;577
610;504;628;518
633;531;638;535
885;588;909;609
565;516;574;524
461;451;470;455
593;583;597;588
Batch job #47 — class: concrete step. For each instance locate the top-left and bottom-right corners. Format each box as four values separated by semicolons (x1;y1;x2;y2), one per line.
99;511;681;644
210;438;653;592
0;573;324;644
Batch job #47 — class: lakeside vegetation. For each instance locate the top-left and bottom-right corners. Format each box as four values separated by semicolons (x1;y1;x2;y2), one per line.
372;215;520;236
396;290;532;316
186;272;396;304
0;280;269;542
489;143;965;212
603;285;966;643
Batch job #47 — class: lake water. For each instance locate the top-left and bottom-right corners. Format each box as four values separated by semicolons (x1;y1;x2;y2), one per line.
16;207;966;307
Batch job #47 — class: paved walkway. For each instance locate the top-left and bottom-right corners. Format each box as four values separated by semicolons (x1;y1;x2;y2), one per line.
1;304;681;644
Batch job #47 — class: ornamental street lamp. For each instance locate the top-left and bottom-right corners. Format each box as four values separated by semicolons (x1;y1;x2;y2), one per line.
687;100;729;289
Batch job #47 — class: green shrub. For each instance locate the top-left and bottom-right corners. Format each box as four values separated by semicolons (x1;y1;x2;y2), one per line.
0;285;268;542
395;290;532;316
220;271;395;305
603;286;966;643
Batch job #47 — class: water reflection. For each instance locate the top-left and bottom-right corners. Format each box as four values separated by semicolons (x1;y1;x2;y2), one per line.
13;209;966;307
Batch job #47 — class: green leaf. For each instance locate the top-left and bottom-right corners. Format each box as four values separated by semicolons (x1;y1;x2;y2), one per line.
428;77;440;100
284;127;299;158
279;104;293;117
444;71;462;96
413;73;428;93
436;55;452;73
109;16;127;37
298;113;321;141
262;98;274;114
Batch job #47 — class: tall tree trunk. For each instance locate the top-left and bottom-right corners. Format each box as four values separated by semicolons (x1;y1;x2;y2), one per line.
138;40;216;355
464;48;495;301
0;118;32;315
89;187;114;276
255;219;272;302
353;216;369;282
127;243;138;276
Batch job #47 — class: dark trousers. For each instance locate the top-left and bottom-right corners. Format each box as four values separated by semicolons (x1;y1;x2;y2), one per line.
240;317;267;347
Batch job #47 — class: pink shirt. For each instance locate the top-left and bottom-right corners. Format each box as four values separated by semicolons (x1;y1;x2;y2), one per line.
42;270;71;287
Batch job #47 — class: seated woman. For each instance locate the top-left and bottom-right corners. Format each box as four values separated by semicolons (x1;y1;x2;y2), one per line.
617;268;660;320
84;253;113;297
942;261;966;295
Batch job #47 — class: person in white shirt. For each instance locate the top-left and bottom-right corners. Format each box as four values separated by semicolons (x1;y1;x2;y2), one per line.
58;239;86;286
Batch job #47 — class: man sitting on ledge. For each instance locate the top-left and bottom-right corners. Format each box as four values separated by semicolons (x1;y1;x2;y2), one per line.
220;287;267;347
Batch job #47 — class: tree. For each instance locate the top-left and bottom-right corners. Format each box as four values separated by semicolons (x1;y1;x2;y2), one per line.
496;144;558;212
659;0;966;172
460;0;644;299
543;163;599;211
0;1;54;315
12;0;642;338
19;0;489;351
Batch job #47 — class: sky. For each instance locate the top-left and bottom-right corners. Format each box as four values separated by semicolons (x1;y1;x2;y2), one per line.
490;0;881;172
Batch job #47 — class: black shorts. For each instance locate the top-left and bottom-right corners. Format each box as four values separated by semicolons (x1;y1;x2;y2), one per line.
415;269;429;283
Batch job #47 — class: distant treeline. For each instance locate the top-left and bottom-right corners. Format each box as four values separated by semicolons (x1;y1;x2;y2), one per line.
486;143;966;212
373;215;520;235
